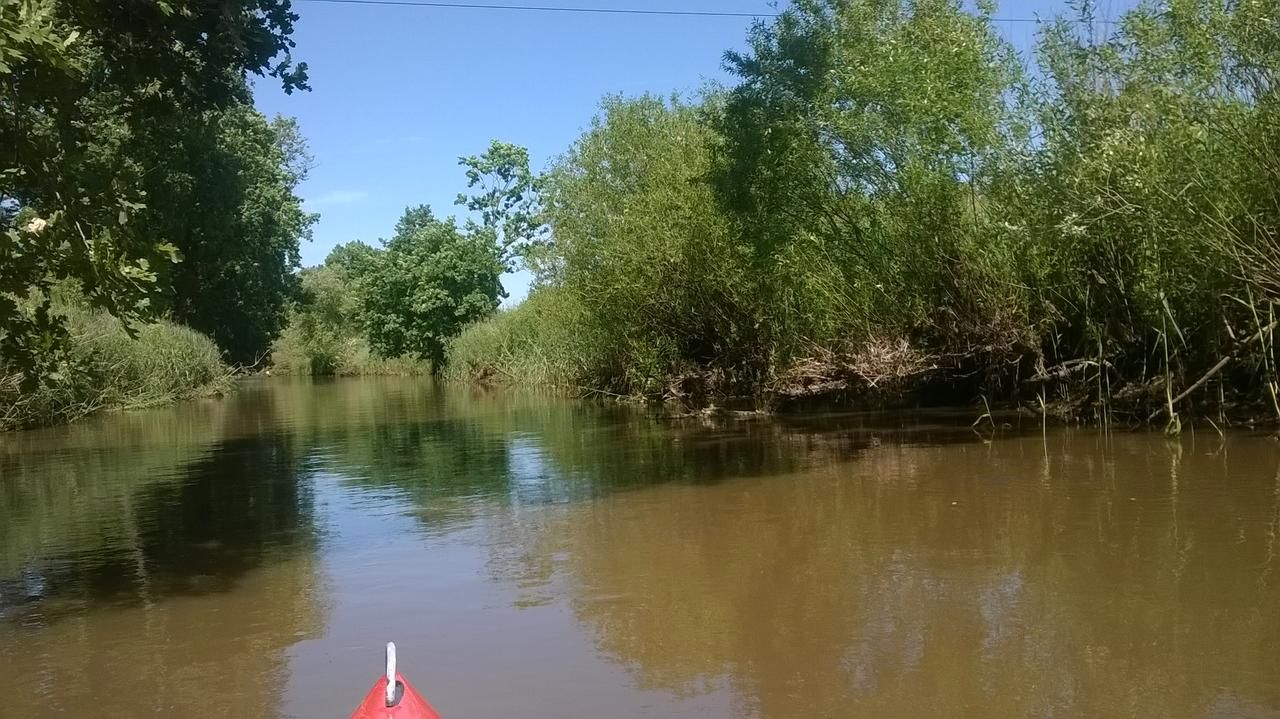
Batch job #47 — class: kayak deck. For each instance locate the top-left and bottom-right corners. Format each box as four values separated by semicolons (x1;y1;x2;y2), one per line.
349;643;443;719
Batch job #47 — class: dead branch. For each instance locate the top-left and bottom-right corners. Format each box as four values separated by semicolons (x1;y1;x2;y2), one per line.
1152;318;1280;419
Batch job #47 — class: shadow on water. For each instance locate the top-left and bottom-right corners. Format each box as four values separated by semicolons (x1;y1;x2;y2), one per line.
0;384;327;718
298;379;1027;530
0;396;317;622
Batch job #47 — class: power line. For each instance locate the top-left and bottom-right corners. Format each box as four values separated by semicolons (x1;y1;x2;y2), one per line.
293;0;779;18
292;0;1116;23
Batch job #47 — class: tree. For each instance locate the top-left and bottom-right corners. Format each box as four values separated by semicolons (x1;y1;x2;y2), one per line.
1024;0;1278;359
285;264;360;375
1;0;308;383
270;241;379;375
144;107;316;366
359;206;502;369
326;240;379;278
715;0;1026;343
456;141;549;275
541;95;760;390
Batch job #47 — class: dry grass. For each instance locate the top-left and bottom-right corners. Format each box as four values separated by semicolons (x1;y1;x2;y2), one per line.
772;338;938;399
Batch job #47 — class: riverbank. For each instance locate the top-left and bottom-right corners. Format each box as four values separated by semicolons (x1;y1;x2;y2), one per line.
268;335;430;377
441;2;1280;431
0;305;234;431
444;287;1280;430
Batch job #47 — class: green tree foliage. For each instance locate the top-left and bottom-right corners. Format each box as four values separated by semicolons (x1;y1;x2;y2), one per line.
276;144;552;377
449;0;1280;421
1018;0;1280;377
542;95;761;393
272;261;361;376
457;140;551;279
359;206;503;369
270;243;426;377
716;0;1026;346
325;239;380;275
290;265;359;375
142;108;316;365
496;0;1029;396
1;0;307;384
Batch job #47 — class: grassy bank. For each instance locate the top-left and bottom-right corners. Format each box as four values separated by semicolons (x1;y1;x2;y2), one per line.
268;261;431;377
445;288;601;389
444;1;1280;429
0;305;234;430
270;334;430;377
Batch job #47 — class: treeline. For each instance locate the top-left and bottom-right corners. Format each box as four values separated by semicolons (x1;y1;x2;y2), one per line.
1;0;313;427
271;142;540;376
436;0;1280;427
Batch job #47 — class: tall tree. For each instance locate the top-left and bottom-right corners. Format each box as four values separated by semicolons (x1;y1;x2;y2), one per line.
715;0;1024;341
1;0;308;382
359;206;502;369
143;107;316;365
457;141;549;275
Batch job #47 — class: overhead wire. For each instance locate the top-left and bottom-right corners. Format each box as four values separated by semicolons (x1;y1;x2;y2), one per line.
293;0;778;17
291;0;1118;24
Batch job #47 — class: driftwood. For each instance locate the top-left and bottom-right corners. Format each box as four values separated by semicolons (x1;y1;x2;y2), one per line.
1151;319;1280;419
1023;358;1102;384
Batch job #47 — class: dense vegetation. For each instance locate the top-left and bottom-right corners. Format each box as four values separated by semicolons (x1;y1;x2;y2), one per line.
10;0;1278;430
439;0;1280;428
271;142;539;376
2;0;312;426
0;293;232;430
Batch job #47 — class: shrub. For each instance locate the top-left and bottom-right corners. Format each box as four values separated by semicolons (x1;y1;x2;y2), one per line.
1;304;233;430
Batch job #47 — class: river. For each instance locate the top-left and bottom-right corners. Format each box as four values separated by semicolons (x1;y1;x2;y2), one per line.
1;377;1278;718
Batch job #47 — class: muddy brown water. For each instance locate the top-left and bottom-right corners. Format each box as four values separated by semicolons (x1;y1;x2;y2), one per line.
1;377;1278;718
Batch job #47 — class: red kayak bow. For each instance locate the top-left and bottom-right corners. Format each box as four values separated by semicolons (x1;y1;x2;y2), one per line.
349;643;444;719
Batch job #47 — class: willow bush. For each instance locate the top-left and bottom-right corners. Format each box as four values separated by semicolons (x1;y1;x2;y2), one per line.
1011;0;1280;418
450;0;1280;420
445;285;600;389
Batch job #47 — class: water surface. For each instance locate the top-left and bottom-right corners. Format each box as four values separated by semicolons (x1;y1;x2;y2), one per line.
2;377;1278;717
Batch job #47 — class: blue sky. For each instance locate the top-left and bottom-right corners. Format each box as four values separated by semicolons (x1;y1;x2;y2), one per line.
253;0;1131;305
